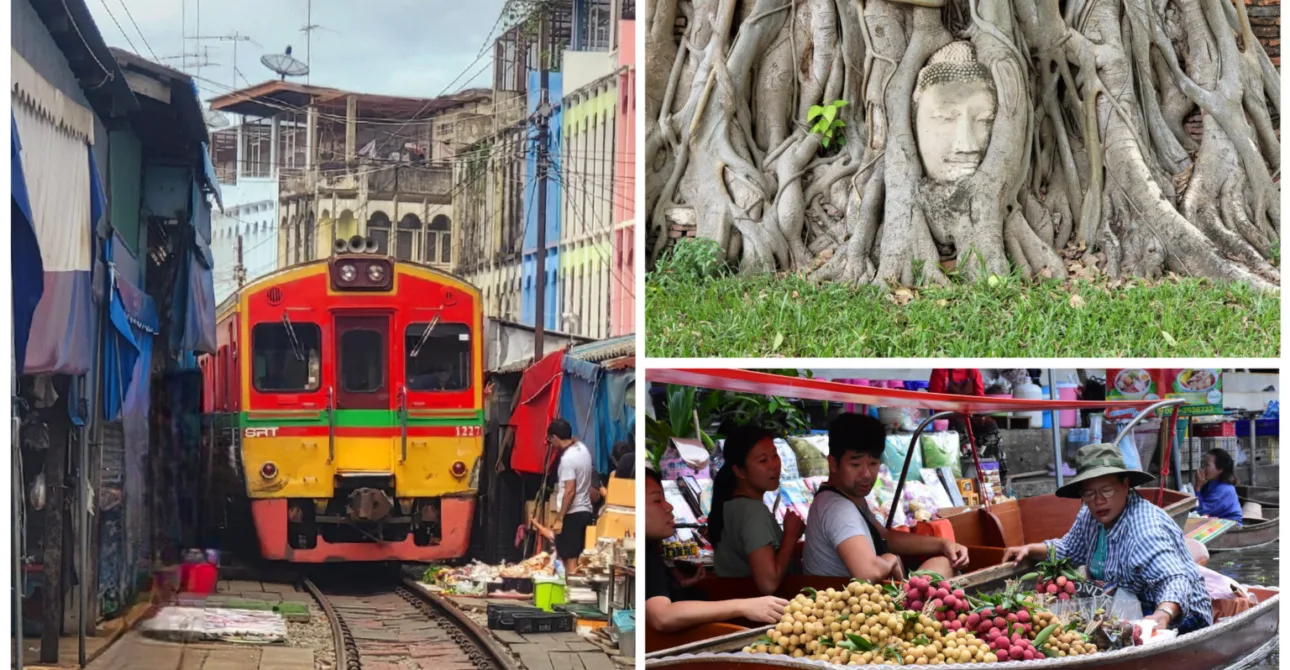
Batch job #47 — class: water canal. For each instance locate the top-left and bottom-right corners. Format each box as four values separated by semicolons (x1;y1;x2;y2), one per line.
1212;541;1278;667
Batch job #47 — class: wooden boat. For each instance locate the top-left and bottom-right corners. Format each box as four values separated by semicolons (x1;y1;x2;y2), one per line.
644;370;1261;664
645;587;1279;669
1204;506;1280;553
1236;485;1279;507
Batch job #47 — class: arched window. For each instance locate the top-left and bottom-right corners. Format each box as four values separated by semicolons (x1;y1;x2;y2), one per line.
367;212;391;256
427;214;451;266
397;214;420;261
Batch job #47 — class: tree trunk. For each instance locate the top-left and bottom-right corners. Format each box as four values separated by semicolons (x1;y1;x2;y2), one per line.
646;0;1280;290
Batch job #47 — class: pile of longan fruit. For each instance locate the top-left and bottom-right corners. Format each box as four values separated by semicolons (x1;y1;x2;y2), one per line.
740;580;1101;665
1039;630;1097;658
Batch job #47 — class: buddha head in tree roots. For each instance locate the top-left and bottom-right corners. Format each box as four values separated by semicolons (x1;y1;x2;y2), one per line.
914;42;997;182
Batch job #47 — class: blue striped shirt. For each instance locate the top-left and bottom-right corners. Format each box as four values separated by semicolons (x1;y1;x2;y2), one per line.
1046;492;1212;631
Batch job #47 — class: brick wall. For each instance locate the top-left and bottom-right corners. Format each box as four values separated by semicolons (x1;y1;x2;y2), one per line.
1249;0;1280;65
1186;0;1279;142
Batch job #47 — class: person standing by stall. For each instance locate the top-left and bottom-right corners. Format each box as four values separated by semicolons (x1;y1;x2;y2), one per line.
547;418;595;575
708;425;804;594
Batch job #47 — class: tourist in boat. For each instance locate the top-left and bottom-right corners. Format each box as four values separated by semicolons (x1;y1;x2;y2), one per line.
1002;443;1212;633
644;464;790;632
708;425;804;594
1195;448;1243;524
802;413;970;582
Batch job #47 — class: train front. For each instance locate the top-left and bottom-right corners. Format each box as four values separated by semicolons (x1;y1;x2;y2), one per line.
239;236;485;563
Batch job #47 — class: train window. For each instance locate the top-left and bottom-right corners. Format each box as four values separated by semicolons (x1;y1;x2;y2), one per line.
405;322;471;391
340;329;386;393
252;323;322;392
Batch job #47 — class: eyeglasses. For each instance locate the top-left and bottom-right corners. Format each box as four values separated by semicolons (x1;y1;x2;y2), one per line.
1080;487;1119;503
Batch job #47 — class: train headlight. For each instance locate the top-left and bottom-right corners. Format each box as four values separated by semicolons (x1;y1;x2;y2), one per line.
339;263;357;282
260;462;279;479
450;461;467;478
367;264;385;282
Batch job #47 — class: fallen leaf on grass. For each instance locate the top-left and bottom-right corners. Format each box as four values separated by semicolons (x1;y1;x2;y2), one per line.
935;299;949;308
791;291;800;299
1069;294;1086;310
1162;331;1178;347
892;288;915;305
773;332;785;351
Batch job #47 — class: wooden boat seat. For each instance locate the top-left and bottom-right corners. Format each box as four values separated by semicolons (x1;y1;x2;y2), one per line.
646;622;746;654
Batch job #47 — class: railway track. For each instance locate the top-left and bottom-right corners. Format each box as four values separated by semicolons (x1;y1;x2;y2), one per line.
302;573;518;670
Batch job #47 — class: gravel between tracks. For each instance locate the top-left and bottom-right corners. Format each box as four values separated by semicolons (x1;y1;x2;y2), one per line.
287;600;338;670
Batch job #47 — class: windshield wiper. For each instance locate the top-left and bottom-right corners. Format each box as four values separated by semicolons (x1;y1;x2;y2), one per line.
281;312;306;362
409;314;441;359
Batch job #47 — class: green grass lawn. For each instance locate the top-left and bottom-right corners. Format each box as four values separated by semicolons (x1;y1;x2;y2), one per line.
645;273;1279;358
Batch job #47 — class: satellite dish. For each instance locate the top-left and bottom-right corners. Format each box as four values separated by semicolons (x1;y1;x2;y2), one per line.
204;109;230;129
260;45;309;81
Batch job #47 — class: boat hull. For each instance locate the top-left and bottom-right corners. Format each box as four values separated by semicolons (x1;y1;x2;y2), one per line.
646;590;1278;669
1206;519;1280;552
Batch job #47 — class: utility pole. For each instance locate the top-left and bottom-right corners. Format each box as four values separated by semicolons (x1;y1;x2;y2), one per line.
236;235;247;288
531;15;551;364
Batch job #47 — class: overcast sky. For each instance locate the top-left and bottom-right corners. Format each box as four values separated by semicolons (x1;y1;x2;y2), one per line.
88;0;507;103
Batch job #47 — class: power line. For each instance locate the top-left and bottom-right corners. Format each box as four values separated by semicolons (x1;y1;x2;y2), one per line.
96;0;140;56
116;0;158;61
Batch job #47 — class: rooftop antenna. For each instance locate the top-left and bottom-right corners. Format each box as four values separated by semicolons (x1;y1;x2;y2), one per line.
190;31;261;87
260;45;309;81
299;0;337;84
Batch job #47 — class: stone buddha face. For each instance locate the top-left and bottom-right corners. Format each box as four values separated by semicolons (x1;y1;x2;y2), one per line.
914;42;997;182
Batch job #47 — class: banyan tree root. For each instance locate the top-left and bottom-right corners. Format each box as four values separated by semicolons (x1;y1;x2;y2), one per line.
644;0;1280;290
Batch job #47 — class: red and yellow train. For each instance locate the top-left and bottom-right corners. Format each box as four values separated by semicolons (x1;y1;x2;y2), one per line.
201;235;484;563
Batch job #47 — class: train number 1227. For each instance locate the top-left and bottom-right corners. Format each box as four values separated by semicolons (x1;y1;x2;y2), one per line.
454;425;482;437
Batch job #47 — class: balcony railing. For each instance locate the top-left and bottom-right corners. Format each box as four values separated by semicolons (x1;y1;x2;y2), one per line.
367;165;452;198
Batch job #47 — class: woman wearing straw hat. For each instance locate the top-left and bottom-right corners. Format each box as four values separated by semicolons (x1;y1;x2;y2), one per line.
1002;443;1213;633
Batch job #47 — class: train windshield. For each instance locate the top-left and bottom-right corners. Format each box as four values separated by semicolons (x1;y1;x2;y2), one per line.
405;322;471;391
252;323;322;392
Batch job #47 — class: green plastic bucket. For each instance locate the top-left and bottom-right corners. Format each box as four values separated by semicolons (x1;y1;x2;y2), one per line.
534;577;566;612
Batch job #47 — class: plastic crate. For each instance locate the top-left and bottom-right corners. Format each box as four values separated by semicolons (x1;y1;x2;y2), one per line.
513;611;575;634
486;603;543;630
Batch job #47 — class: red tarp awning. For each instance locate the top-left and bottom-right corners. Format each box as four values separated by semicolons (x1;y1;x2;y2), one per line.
509;350;565;474
646;369;1161;414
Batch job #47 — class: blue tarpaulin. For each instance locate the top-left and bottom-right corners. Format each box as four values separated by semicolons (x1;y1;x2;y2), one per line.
557;358;634;475
11;114;43;376
103;238;158;421
171;180;217;355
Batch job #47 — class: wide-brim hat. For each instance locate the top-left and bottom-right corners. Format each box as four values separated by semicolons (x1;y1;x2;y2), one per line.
1055;442;1155;499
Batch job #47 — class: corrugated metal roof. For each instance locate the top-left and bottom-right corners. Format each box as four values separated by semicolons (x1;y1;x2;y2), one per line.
568;334;635;363
488;334;635;375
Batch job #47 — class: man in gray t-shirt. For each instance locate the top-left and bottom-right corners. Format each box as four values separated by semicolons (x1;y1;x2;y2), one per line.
802;413;969;582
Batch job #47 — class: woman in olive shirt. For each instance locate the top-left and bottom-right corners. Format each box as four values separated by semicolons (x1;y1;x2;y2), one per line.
709;425;804;595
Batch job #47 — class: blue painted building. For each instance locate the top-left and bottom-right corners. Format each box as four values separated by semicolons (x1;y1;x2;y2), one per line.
521;70;564;330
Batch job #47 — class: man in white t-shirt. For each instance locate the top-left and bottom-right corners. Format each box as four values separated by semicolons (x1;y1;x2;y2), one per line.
803;413;969;581
548;418;595;574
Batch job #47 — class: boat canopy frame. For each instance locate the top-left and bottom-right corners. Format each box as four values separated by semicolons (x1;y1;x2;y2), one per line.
647;369;1188;527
